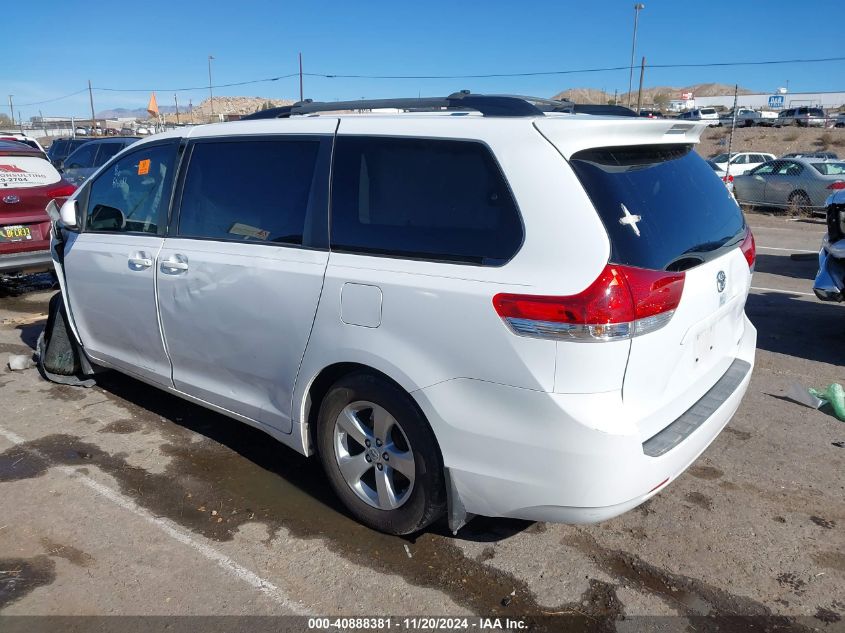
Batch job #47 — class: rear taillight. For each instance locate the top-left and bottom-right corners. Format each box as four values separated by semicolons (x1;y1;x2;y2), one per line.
45;182;76;200
827;181;845;190
740;229;755;270
722;175;734;183
493;264;685;342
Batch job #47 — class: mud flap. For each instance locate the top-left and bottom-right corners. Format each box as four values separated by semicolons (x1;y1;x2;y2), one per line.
445;468;475;535
36;292;97;387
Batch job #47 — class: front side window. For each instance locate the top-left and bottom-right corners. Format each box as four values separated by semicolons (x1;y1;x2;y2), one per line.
330;136;522;265
775;161;803;176
84;143;177;234
177;139;320;245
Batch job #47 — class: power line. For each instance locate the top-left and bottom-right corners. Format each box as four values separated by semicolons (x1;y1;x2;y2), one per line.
18;88;89;107
13;55;845;106
306;56;845;80
96;73;300;93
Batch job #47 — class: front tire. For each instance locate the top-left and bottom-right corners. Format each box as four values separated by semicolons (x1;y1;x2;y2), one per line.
316;373;446;535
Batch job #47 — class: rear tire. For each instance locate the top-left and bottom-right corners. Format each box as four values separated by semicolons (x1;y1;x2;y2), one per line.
788;190;812;216
316;372;446;535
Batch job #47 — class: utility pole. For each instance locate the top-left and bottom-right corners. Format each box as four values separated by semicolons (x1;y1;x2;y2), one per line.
174;94;180;125
7;95;13;127
725;84;739;183
208;55;215;120
88;80;96;133
299;52;304;102
613;89;618;106
636;56;646;114
189;99;194;124
627;3;645;108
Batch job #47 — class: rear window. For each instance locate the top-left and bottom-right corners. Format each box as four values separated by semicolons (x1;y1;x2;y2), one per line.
813;162;845;175
569;144;745;271
700;108;716;115
331;136;522;265
0;156;61;189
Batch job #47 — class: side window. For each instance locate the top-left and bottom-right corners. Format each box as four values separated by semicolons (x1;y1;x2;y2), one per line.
733;155;748;164
177;139;320;245
331;136;523;265
94;142;125;167
753;163;776;175
65;143;97;169
775;161;803;176
84;143;177;234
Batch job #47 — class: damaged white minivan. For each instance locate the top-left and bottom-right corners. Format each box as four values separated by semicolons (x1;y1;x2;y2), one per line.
45;94;756;535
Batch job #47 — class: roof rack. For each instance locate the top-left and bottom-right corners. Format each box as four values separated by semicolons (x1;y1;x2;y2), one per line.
240;91;637;121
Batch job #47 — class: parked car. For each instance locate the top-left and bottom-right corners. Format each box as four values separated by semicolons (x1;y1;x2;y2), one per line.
782;151;838;160
706;159;734;193
733;158;845;211
679;108;720;126
775;107;827;127
718;109;778;127
45;137;95;169
814;189;845;301
710;152;776;176
0;140;75;274
49;94;756;535
0;133;47;154
61;137;139;186
835;112;845;128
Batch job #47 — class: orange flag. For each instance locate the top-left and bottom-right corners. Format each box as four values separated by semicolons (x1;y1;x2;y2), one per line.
147;92;159;118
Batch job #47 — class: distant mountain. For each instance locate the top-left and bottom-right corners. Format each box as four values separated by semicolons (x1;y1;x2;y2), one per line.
552;83;755;106
97;106;178;119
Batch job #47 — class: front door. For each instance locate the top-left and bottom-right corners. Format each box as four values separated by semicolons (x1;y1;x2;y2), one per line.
62;140;180;386
157;125;335;433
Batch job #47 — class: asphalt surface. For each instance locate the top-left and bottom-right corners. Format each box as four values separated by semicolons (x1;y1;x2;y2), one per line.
0;213;843;631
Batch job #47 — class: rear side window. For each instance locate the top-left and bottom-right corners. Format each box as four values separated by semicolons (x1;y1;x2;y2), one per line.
331;136;522;265
178;139;319;245
94;142;125;167
569;144;745;271
65;143;97;169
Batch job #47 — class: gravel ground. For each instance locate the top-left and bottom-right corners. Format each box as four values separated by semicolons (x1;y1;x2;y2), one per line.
0;212;843;632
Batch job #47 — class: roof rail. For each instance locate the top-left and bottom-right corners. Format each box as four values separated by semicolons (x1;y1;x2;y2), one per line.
241;91;579;120
239;92;638;120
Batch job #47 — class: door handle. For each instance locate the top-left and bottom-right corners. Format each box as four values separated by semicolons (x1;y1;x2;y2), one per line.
128;253;152;269
160;255;189;273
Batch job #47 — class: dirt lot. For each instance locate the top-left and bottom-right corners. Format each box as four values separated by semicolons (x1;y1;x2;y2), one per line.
0;212;844;632
696;124;845;160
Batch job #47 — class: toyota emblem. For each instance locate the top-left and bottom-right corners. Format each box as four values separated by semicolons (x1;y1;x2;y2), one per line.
716;271;727;293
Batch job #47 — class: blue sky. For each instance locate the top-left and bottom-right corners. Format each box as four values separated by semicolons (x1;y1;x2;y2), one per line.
4;0;843;119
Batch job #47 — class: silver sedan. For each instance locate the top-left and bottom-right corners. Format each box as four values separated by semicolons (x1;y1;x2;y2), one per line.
733;158;845;211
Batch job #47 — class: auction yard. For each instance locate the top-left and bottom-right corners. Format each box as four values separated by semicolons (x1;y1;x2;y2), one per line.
0;211;843;629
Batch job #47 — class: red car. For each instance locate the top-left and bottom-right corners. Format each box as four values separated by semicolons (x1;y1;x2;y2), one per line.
0;140;76;274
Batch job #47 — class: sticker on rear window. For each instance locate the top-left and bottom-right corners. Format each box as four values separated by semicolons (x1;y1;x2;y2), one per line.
137;159;151;176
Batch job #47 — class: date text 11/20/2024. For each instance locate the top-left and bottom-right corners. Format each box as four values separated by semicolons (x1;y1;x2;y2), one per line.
307;617;528;630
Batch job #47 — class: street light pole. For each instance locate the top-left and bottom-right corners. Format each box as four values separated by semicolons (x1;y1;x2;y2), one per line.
208;55;215;120
627;3;645;108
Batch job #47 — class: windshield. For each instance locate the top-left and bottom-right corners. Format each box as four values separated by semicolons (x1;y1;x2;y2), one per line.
569;144;745;271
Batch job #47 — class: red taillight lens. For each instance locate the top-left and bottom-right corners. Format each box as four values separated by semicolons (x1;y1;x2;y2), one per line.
827;181;845;190
722;175;734;183
45;182;77;200
493;264;685;341
740;229;755;269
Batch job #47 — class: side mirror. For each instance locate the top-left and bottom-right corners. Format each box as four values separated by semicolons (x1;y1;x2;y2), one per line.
60;199;79;229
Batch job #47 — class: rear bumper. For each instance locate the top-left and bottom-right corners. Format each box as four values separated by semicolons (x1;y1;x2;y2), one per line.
0;248;53;273
414;315;756;524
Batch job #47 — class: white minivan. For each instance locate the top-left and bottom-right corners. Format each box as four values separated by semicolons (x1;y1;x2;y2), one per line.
48;94;756;535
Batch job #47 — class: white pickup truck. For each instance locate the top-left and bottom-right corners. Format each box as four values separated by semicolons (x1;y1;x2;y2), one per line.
719;108;778;127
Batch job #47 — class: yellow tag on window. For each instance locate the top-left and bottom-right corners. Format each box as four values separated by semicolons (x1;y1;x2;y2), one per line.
138;159;151;176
